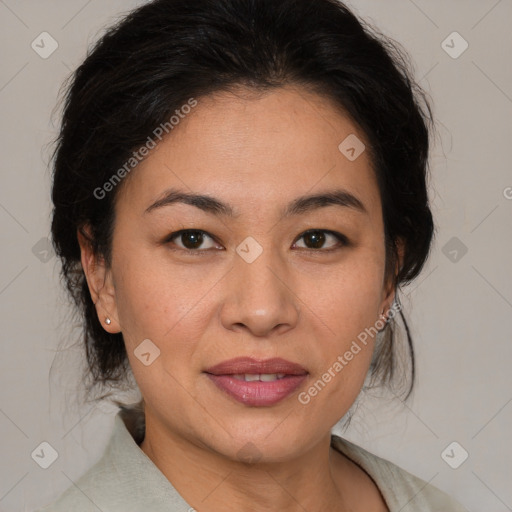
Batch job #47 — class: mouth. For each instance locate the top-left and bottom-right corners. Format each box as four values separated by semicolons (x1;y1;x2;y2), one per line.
229;373;289;382
204;357;308;406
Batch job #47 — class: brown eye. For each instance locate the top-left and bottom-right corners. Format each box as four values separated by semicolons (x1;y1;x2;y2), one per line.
164;228;348;254
293;230;348;251
166;230;219;251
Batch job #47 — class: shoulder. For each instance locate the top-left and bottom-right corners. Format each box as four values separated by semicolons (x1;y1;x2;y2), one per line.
35;410;189;512
35;439;127;512
331;434;469;512
35;460;118;512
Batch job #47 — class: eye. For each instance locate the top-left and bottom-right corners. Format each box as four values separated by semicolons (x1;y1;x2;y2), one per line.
164;228;349;254
165;229;221;253
293;229;348;252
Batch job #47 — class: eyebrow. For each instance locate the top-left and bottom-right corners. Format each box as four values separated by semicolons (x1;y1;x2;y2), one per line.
144;187;368;218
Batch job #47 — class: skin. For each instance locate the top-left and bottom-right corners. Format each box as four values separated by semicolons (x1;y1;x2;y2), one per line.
79;85;403;511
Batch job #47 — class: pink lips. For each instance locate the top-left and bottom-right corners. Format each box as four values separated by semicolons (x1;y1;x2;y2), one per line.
204;357;308;407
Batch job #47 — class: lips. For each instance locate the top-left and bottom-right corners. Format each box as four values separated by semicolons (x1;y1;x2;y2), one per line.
204;357;308;407
204;357;308;376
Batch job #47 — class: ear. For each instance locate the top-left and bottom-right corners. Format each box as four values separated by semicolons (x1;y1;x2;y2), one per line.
77;225;121;333
380;237;405;315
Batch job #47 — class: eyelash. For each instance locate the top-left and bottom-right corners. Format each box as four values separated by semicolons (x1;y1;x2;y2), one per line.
163;229;349;255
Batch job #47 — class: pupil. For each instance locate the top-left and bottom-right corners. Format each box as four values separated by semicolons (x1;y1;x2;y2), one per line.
183;231;203;249
304;231;325;249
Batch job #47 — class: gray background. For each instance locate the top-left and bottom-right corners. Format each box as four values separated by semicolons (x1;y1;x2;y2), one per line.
1;1;511;510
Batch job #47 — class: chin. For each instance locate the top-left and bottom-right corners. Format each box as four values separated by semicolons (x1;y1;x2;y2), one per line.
202;423;312;465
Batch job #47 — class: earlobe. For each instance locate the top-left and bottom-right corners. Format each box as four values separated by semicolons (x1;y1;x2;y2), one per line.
77;226;121;333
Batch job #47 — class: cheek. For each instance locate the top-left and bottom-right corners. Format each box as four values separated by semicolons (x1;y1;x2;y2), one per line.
299;252;385;397
111;243;217;367
298;272;382;422
111;256;208;409
308;252;385;337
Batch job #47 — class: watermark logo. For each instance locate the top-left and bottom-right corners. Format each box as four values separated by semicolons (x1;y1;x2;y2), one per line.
31;441;59;469
441;32;469;60
338;134;366;161
31;32;58;59
441;441;469;469
236;236;263;264
134;338;161;366
236;442;263;463
31;237;55;263
442;236;468;263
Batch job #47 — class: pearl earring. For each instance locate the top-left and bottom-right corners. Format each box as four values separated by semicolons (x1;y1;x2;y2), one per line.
105;317;111;325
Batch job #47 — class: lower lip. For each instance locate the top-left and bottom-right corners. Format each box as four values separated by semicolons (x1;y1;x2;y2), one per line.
206;374;308;406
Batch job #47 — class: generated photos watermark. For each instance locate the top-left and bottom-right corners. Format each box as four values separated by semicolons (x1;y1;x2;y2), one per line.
93;97;198;200
298;300;402;405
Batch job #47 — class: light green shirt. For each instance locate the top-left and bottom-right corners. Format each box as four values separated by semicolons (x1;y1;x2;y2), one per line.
38;411;468;511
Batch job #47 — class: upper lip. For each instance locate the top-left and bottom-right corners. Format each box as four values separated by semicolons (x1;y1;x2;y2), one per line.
204;357;308;376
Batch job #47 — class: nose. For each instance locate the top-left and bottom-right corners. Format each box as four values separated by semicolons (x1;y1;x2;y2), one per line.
220;246;301;338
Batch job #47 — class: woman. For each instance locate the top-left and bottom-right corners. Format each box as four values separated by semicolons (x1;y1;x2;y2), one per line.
39;0;468;510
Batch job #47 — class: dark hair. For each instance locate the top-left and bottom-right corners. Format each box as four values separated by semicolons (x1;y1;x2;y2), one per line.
50;0;435;407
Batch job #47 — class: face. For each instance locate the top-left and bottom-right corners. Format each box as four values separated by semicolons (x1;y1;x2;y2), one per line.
82;85;398;463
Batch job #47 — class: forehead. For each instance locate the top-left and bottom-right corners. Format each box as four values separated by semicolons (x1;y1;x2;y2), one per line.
116;85;381;221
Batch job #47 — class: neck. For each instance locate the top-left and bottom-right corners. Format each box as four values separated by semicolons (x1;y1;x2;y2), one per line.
139;414;351;512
